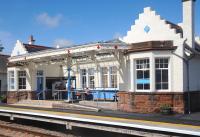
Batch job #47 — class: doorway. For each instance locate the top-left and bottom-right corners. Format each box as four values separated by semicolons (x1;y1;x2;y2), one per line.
36;70;44;99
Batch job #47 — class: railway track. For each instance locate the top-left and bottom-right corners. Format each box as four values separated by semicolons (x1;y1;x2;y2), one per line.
0;120;69;137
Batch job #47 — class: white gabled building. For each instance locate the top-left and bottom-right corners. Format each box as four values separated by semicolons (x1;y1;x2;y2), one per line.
7;0;200;114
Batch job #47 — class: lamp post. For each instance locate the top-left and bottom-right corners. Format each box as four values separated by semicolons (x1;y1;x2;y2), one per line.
66;67;71;102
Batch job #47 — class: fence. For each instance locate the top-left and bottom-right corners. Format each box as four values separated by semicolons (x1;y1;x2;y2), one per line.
52;88;119;103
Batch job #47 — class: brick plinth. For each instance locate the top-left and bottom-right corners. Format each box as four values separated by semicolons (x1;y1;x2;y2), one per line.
7;91;36;104
117;92;185;114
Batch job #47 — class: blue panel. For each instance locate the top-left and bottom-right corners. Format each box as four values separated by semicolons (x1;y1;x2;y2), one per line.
37;77;43;91
136;79;150;84
90;90;118;100
144;25;150;33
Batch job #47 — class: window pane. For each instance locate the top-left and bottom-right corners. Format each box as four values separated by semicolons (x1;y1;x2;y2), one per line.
102;75;108;88
137;84;143;90
164;59;168;63
164;63;168;68
110;66;118;88
156;83;161;90
81;69;86;75
18;71;26;89
162;70;168;82
136;59;150;90
162;83;168;89
144;84;150;90
111;75;117;88
81;69;87;88
102;67;108;74
102;67;108;88
155;58;169;90
156;70;161;83
82;76;86;88
9;71;15;90
110;66;117;74
88;68;94;75
89;76;95;89
88;68;95;89
137;70;143;79
144;70;149;79
37;70;43;76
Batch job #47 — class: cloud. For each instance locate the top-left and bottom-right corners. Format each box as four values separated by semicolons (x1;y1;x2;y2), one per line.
36;13;63;28
113;32;123;39
53;38;73;48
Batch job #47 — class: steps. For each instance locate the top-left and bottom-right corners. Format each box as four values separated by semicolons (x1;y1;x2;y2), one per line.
12;100;63;108
12;100;116;111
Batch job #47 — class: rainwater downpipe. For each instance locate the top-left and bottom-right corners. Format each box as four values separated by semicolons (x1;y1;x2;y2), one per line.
171;42;195;114
185;53;195;114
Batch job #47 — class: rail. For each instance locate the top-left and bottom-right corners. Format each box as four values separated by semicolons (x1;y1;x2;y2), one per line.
0;119;67;137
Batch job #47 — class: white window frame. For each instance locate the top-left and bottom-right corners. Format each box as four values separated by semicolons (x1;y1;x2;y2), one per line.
81;69;87;89
18;70;27;90
88;68;95;89
36;70;44;91
100;66;118;89
8;71;15;90
135;58;150;91
155;58;170;91
110;66;118;88
101;67;109;88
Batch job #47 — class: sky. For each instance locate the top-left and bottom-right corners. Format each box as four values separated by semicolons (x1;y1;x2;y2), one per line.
0;0;199;54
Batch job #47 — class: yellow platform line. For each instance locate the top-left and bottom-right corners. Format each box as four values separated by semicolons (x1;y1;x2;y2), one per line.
0;106;200;130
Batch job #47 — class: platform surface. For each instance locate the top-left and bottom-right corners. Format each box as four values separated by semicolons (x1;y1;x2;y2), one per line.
0;105;200;136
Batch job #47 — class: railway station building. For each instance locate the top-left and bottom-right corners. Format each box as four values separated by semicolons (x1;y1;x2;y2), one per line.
7;0;200;114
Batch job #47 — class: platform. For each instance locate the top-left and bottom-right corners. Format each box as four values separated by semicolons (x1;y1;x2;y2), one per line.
0;105;200;136
11;100;117;111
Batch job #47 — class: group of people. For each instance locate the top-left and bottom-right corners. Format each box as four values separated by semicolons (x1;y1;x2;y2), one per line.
76;87;93;100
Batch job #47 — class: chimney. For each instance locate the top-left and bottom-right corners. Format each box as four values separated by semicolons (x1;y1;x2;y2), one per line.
182;0;196;48
29;35;35;45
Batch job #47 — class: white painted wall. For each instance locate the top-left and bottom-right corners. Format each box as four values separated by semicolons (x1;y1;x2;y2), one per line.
120;7;187;92
7;4;199;94
182;0;195;48
76;60;122;89
188;56;200;91
121;7;182;46
11;40;27;57
127;50;185;92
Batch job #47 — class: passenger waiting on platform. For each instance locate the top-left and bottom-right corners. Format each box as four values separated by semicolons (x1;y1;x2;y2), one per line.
83;87;93;100
85;87;90;95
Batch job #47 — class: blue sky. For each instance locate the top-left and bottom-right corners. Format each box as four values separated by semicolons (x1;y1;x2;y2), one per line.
0;0;199;54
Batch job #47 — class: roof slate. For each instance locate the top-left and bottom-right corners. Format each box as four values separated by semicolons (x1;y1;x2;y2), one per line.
165;21;183;37
23;44;54;53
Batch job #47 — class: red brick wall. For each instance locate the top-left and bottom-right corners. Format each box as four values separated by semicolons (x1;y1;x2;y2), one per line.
117;92;185;114
7;91;36;104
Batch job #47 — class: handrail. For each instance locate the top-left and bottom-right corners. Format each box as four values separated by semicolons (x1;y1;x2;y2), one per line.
52;91;60;100
36;90;44;100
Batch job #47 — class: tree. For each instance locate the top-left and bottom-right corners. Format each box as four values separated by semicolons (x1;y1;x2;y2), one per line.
0;40;4;52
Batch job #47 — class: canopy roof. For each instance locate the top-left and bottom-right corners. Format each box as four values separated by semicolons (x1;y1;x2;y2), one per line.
8;40;127;66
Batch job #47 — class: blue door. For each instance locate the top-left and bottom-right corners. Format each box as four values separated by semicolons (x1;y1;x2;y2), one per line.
37;77;43;91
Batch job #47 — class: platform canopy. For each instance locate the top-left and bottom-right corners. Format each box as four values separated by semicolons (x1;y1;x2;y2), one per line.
8;40;127;67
